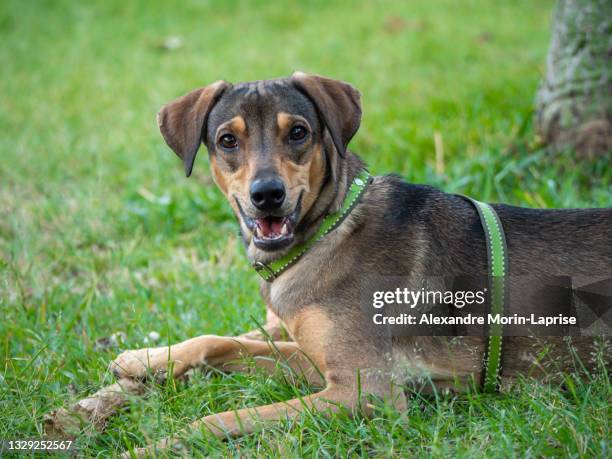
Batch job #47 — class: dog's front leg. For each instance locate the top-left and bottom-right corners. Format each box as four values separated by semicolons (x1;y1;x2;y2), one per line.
110;304;284;379
110;335;319;383
121;385;357;458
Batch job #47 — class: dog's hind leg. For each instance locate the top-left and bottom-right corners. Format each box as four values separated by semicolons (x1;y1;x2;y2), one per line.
121;384;358;458
121;372;407;458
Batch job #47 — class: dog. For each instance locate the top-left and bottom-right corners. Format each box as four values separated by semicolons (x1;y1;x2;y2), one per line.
111;72;611;456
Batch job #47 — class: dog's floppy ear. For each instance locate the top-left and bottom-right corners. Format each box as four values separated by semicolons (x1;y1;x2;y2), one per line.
157;81;229;177
291;72;361;157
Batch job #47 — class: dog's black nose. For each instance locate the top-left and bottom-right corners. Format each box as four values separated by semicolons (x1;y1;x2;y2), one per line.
250;178;286;211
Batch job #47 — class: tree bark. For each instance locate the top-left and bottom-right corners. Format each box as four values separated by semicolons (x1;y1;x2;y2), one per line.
535;0;611;157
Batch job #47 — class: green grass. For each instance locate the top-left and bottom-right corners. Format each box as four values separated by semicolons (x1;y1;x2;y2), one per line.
1;0;610;457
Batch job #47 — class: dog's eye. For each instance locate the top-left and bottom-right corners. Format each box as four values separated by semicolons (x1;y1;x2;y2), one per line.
289;125;308;142
219;134;238;150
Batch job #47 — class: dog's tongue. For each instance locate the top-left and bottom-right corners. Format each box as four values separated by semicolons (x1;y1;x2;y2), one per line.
259;217;284;237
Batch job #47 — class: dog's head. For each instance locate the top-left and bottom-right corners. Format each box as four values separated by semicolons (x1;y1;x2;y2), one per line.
157;72;361;260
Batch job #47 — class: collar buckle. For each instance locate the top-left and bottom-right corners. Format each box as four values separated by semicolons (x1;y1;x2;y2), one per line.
253;261;277;281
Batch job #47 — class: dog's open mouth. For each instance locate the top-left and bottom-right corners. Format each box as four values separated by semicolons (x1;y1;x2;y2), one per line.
254;216;293;240
252;213;297;250
235;193;302;251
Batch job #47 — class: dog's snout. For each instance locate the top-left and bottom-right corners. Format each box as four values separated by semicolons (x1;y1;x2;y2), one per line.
250;178;286;212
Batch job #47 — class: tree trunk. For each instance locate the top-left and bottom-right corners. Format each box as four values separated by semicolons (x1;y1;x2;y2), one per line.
535;0;611;157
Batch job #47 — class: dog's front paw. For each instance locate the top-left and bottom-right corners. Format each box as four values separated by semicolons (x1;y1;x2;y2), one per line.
110;347;188;380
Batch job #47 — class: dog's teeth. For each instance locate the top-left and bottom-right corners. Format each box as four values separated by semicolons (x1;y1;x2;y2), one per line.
281;223;288;235
255;226;262;238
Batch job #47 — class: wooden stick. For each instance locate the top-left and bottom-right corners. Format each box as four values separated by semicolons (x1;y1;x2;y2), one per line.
44;378;144;439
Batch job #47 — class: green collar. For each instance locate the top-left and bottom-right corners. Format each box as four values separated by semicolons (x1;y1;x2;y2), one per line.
253;169;372;282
